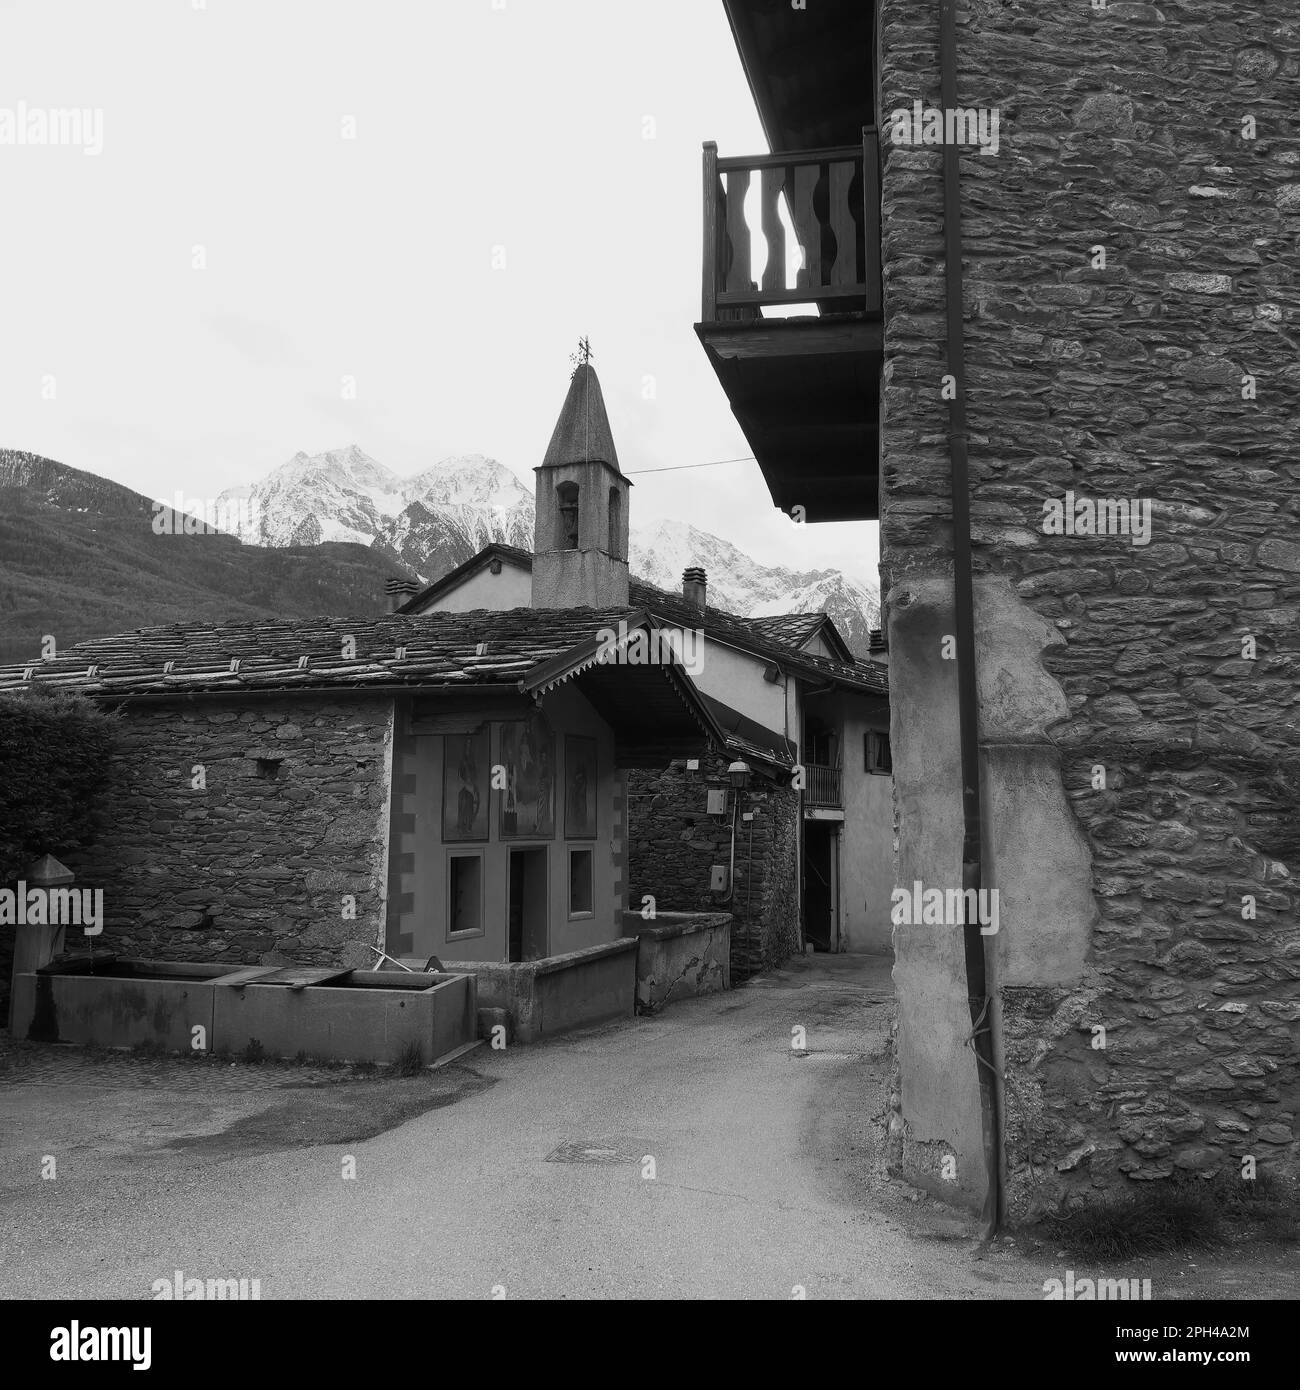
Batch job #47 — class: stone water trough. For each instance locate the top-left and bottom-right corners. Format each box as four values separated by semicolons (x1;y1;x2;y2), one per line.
10;955;478;1066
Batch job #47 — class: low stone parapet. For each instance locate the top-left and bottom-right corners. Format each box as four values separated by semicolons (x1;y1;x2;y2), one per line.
444;937;638;1044
621;911;731;1011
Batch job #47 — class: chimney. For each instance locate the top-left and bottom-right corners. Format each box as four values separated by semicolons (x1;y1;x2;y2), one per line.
385;577;419;613
682;566;707;610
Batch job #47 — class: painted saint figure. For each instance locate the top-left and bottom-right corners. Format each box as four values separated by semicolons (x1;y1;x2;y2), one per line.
457;737;480;835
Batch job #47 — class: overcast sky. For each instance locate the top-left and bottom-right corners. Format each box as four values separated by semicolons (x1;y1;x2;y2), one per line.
0;0;879;587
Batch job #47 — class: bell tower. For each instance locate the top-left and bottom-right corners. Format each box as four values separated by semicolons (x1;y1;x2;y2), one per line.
532;359;632;608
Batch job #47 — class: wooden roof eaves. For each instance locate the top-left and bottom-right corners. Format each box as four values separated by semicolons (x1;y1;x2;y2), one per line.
517;610;655;697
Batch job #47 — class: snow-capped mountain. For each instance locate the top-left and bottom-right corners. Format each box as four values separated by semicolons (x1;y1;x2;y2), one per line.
218;446;879;654
217;445;406;548
630;520;880;654
217;447;535;569
382;455;535;574
401;454;531;513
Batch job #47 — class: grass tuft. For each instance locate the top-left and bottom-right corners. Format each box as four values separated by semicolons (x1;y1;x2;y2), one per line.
388;1040;426;1078
1052;1187;1219;1259
1048;1169;1299;1258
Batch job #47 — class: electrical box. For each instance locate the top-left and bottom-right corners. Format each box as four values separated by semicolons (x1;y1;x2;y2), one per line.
706;788;728;817
710;865;729;892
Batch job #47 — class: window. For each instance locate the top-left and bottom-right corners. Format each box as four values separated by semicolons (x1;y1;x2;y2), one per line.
608;487;621;558
556;481;579;549
568;848;593;917
804;718;836;767
448;853;484;936
865;729;892;775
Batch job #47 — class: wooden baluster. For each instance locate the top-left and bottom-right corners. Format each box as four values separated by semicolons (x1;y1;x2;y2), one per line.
702;142;719;322
724;167;752;298
718;174;731;307
760;165;786;296
863;127;881;312
792;161;821;292
828;157;857;293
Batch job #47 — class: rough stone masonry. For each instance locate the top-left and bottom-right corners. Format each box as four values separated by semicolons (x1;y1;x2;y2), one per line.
879;0;1299;1215
627;753;799;981
61;699;393;968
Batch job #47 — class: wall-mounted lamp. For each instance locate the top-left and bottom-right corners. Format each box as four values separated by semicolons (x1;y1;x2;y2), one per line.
713;761;753;905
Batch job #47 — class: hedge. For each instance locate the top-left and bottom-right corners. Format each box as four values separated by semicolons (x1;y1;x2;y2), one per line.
0;687;119;881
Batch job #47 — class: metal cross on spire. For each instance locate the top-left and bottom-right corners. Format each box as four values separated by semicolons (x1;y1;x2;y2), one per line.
568;335;593;375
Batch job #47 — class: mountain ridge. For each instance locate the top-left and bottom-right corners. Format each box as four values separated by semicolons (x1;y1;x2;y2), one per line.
0;449;419;664
218;446;880;651
0;447;880;663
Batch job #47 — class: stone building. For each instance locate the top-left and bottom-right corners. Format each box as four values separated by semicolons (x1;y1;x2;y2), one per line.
401;367;894;980
618;585;891;978
0;369;733;992
699;0;1299;1219
0;607;725;973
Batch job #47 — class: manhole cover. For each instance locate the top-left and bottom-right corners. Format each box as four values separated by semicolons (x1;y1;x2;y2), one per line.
545;1138;646;1165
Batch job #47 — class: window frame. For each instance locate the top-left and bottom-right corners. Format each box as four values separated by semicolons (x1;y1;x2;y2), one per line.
446;848;487;940
864;729;892;776
567;846;594;920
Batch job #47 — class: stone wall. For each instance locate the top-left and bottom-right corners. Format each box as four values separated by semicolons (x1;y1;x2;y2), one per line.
620;911;732;1010
761;778;801;970
62;697;393;968
880;0;1300;1213
627;754;801;979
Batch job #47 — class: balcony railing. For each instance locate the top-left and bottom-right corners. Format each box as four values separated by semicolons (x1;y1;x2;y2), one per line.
804;763;842;808
701;131;881;323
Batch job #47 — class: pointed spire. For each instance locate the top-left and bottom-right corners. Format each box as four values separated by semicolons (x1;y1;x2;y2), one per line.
541;363;621;474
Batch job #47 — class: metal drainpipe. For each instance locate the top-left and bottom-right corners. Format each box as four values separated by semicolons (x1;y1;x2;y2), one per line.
728;793;739;907
938;0;1003;1235
744;800;755;953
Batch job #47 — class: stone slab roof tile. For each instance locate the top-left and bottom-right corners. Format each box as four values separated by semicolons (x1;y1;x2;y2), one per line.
0;607;646;700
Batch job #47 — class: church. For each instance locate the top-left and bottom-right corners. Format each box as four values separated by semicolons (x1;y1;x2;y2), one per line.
1;353;891;1047
400;362;894;978
0;360;732;1037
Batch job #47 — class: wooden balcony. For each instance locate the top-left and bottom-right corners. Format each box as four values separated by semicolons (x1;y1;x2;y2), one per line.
804;763;842;809
696;134;883;523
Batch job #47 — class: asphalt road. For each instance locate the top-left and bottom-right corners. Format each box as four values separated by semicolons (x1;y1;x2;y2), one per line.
3;952;1289;1300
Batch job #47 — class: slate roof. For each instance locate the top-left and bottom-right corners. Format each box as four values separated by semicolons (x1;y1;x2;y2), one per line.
1;541;883;708
744;612;826;645
400;545;887;697
0;607;662;700
704;694;796;770
626;577;887;696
